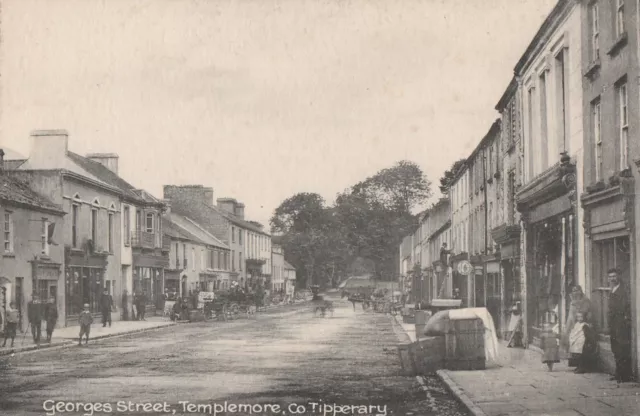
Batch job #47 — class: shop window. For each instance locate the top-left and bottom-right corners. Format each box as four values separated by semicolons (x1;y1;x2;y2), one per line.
591;235;630;334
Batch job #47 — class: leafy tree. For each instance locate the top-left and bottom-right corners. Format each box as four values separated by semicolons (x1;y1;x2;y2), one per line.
439;158;467;194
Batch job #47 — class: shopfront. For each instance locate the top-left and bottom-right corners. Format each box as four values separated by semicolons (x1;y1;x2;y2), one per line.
451;253;471;307
516;157;577;347
65;248;109;324
581;176;635;375
133;266;164;311
484;256;501;333
491;224;522;338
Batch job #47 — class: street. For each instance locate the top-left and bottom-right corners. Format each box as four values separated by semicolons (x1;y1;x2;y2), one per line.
0;297;468;416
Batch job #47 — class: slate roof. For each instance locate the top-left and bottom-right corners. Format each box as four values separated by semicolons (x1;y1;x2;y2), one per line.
66;152;151;204
0;173;64;214
175;197;269;236
163;213;230;250
5;160;26;170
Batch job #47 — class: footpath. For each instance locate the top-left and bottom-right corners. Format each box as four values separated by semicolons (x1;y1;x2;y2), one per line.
0;300;308;358
396;317;640;416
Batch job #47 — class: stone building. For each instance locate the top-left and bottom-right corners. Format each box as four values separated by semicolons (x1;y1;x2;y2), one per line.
163;186;270;289
449;162;471;306
514;0;585;348
580;0;640;378
0;150;65;333
425;198;452;299
493;77;525;337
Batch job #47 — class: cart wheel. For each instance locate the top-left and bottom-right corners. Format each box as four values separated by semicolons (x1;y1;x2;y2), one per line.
229;303;239;320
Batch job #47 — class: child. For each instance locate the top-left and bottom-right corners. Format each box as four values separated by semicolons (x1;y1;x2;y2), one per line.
2;302;19;348
568;312;597;373
78;303;93;346
541;319;560;371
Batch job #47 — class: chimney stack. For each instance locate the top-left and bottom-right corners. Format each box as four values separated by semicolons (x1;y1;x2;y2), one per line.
235;203;245;219
28;130;69;169
86;153;119;174
164;185;215;208
216;198;237;215
162;199;172;214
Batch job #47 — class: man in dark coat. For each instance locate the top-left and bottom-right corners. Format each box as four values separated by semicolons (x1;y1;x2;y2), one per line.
100;289;113;327
44;297;59;343
137;291;147;321
27;295;43;345
607;268;633;382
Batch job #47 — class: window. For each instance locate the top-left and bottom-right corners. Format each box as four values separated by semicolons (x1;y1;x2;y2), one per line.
108;213;114;253
71;205;79;248
539;71;548;171
146;213;154;233
232;227;235;243
201;248;205;270
615;0;625;38
239;252;243;271
232;251;236;271
239;229;243;244
123;206;130;245
618;81;629;169
183;244;187;268
555;49;568;155
591;3;599;60
591;236;630;334
592;99;603;181
41;219;49;255
192;247;196;271
91;208;98;244
136;210;141;232
526;87;534;180
175;243;180;268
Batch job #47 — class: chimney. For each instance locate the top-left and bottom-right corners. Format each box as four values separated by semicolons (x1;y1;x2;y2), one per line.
86;153;119;174
216;198;237;215
235;203;245;219
162;199;171;214
164;185;215;208
28;130;69;169
0;149;4;172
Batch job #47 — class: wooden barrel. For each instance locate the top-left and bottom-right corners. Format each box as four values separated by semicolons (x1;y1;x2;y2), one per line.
413;336;446;374
444;317;486;371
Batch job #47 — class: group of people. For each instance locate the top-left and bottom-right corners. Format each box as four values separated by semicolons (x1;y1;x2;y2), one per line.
508;267;633;383
121;290;148;321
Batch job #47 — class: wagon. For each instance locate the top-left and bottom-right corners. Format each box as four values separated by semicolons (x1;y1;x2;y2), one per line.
203;288;257;321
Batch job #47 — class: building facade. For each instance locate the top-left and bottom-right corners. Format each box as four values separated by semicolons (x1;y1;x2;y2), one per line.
493;77;526;337
514;0;585;348
284;261;296;296
163;210;231;297
163;186;270;290
0;152;66;333
425;198;452;300
271;243;285;292
449;164;471;306
580;0;640;377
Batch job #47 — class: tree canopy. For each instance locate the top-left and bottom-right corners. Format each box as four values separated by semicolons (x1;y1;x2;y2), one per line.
271;160;431;288
439;158;467;194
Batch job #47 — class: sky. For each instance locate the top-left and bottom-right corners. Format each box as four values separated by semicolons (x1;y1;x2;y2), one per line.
1;0;557;227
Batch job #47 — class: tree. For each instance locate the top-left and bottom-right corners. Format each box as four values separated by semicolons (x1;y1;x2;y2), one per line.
439;158;467;194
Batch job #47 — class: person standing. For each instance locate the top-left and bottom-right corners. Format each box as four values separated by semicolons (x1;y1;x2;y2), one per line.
2;302;19;348
27;295;43;345
44;297;58;343
562;285;593;352
608;268;633;382
137;291;147;321
78;303;93;346
100;289;113;327
121;290;129;321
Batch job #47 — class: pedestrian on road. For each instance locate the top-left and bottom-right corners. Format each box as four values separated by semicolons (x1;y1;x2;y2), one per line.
607;268;633;382
121;290;129;321
27;294;43;345
348;293;357;311
2;302;19;348
100;289;113;327
78;303;93;346
540;315;560;372
44;297;58;343
132;292;139;320
137;291;147;321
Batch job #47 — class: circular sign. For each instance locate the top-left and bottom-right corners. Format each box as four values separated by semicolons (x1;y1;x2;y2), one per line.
457;260;472;276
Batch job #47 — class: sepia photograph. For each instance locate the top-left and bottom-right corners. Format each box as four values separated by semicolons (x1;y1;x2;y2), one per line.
0;0;639;415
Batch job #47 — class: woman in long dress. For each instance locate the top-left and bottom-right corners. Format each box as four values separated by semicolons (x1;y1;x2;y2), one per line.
562;285;594;359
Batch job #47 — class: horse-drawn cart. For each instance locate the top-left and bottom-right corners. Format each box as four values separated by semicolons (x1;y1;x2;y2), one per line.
202;288;257;321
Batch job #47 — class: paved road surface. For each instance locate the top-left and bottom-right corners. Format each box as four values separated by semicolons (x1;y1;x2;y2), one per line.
0;297;469;416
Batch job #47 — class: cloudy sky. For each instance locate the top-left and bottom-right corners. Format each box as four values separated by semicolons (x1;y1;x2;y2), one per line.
1;0;556;226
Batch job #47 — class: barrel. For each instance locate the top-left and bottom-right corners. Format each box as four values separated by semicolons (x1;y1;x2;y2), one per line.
444;317;486;371
414;310;429;338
